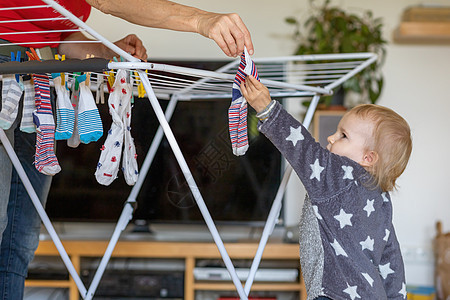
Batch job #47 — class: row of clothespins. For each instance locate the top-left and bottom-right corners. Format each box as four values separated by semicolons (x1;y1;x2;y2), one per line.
0;49;141;186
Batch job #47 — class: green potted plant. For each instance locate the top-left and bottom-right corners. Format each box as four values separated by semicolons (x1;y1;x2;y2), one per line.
285;0;387;108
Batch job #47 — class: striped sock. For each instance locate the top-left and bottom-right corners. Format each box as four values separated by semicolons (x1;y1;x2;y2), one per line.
76;74;103;144
0;74;23;130
33;73;61;176
20;76;37;133
229;47;259;156
52;73;74;140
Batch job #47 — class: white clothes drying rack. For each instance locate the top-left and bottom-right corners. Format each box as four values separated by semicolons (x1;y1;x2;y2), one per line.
0;1;378;299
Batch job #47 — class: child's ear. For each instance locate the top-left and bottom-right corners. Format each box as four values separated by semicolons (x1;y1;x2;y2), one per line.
361;150;378;168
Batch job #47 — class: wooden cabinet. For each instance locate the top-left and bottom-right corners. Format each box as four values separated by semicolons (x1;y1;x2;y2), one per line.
394;6;450;44
26;241;306;300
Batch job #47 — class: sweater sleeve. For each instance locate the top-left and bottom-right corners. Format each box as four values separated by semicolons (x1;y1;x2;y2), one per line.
258;102;363;201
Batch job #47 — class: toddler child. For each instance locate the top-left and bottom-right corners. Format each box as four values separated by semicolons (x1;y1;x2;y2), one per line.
240;75;412;300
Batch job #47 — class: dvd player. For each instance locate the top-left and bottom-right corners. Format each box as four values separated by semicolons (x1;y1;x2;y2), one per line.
193;268;298;282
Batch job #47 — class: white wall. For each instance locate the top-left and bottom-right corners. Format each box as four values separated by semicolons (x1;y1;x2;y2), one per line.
86;0;450;287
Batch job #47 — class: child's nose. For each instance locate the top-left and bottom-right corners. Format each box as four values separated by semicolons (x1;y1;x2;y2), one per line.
327;135;334;145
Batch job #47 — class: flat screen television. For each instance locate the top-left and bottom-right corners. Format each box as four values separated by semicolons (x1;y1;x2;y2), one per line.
45;60;283;228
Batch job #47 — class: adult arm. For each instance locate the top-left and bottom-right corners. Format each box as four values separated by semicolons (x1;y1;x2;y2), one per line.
58;32;147;60
85;0;254;57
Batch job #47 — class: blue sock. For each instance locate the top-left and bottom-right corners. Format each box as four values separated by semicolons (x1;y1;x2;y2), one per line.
76;74;103;143
52;73;75;140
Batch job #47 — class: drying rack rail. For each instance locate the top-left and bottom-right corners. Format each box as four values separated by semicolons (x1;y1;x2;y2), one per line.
0;1;378;299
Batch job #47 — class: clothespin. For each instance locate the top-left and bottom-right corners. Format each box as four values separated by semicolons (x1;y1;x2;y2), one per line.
53;54;64;86
73;72;82;90
106;69;115;91
26;48;41;61
11;51;21;83
96;74;105;104
54;54;67;86
112;56;131;83
85;54;94;87
133;70;146;98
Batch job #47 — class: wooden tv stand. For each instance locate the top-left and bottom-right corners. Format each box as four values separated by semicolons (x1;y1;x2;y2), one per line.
26;240;305;300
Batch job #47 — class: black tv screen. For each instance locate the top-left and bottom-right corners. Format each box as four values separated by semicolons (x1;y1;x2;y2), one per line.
45;61;282;226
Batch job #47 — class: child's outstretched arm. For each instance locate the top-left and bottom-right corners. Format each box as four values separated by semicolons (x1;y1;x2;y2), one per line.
240;75;271;113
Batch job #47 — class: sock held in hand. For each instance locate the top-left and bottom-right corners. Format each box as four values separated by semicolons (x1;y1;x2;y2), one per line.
229;47;259;156
0;74;23;130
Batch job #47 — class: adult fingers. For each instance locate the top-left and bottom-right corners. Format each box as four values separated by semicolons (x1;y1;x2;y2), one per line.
205;13;253;57
228;13;253;56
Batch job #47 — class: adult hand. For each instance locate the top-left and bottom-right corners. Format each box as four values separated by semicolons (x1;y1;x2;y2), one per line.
113;34;148;61
197;12;254;58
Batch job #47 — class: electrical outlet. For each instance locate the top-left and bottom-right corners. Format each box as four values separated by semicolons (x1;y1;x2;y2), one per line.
402;246;434;264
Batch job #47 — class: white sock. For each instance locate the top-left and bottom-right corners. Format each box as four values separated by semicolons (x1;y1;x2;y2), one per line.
19;76;36;133
122;91;138;185
95;70;129;186
0;75;23;130
67;78;81;148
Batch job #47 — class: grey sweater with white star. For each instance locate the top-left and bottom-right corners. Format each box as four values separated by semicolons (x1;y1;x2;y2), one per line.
259;102;406;300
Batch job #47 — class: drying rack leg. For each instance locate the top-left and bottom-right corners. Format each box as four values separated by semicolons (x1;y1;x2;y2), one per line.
138;70;248;300
83;95;180;300
127;95;179;202
243;94;321;295
0;128;88;298
83;201;134;300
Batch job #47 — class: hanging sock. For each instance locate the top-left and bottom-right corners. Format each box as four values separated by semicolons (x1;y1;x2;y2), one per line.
122;90;138;185
229;47;259;156
32;73;61;176
20;75;37;133
67;76;81;148
52;73;75;140
95;69;129;186
76;74;103;143
0;74;23;130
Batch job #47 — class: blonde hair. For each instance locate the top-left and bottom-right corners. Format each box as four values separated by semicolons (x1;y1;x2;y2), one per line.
348;104;412;192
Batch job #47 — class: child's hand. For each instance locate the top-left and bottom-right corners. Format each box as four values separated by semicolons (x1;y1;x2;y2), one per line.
240;75;271;113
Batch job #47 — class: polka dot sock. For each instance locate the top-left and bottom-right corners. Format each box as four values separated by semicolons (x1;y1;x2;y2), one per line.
95;69;129;186
76;74;103;144
19;76;37;133
122;93;138;186
229;47;259;156
0;74;23;130
33;73;61;176
52;73;74;140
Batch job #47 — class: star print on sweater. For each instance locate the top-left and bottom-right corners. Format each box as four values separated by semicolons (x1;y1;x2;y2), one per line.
363;199;375;217
344;283;361;300
258;101;406;300
286;125;304;146
334;208;353;229
310;159;324;181
342;165;354;180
